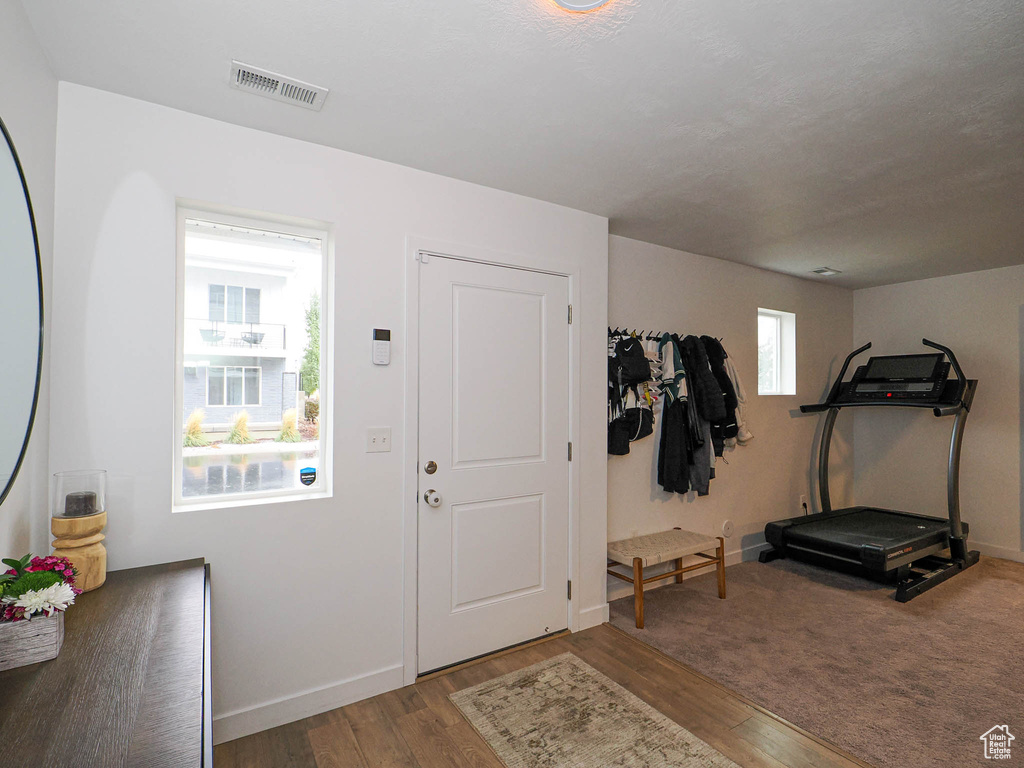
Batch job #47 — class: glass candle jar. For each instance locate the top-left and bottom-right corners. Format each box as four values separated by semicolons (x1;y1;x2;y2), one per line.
52;470;107;518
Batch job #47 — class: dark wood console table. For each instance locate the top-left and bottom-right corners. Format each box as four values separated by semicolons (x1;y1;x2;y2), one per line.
0;559;212;767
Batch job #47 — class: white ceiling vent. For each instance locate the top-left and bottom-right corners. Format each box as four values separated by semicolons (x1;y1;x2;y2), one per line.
810;266;842;276
229;61;328;112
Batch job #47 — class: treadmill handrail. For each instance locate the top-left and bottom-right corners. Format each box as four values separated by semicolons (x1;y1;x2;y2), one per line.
821;341;871;409
801;403;831;413
922;338;965;385
923;337;969;413
800;342;871;413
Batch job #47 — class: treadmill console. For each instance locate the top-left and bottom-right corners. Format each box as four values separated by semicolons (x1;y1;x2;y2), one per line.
846;353;949;401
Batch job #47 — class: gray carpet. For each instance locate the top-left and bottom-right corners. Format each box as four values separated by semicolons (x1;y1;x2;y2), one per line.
609;556;1024;768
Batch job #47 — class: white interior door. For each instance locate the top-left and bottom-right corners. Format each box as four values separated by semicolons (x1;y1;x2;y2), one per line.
417;254;570;674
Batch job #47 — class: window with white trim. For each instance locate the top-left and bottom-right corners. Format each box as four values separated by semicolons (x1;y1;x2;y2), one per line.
175;208;331;509
758;308;796;395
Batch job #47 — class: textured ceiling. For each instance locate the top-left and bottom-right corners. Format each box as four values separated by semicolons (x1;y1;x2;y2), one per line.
22;0;1024;288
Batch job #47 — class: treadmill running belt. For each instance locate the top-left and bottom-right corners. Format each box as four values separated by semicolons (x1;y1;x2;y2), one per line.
791;508;949;548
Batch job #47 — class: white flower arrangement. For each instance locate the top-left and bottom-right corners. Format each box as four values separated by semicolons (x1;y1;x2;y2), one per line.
1;553;82;623
7;582;77;618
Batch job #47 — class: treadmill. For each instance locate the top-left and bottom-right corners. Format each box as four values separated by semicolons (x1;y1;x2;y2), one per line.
759;339;980;602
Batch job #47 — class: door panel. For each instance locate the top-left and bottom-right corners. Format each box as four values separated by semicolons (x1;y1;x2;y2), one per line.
451;493;543;610
418;255;570;673
452;284;545;467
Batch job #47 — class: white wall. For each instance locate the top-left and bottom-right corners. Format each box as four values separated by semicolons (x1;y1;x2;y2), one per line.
853;266;1024;561
50;83;608;742
606;236;854;598
0;2;56;559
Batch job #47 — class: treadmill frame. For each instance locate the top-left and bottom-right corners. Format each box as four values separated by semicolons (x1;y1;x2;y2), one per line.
761;338;981;602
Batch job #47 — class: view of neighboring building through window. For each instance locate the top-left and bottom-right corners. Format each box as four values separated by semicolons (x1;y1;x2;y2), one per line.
208;366;261;406
176;213;329;507
757;307;796;395
208;284;262;325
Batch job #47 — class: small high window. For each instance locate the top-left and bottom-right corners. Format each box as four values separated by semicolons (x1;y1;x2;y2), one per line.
757;308;796;395
175;208;331;510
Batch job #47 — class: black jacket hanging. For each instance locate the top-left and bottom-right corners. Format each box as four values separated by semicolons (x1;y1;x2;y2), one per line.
657;398;690;494
701;336;739;441
670;334;705;452
681;335;726;423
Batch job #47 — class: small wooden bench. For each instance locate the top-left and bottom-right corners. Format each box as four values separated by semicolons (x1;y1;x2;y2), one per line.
608;528;726;628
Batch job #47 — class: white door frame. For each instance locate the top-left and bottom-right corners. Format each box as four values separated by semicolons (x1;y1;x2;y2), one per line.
402;236;583;685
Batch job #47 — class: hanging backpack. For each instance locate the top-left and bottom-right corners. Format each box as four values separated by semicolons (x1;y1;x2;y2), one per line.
613;337;652;386
608;384;654;454
622;401;655;442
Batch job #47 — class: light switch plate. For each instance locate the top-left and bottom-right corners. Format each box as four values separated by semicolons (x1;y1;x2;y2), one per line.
366;427;391;453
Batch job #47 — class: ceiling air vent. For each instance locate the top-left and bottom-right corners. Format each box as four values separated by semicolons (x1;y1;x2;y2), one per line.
811;267;842;277
229;61;328;112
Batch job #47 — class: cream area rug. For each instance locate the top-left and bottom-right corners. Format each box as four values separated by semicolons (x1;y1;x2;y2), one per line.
449;653;738;767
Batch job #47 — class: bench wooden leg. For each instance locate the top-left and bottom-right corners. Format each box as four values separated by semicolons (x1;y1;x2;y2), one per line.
633;557;645;628
716;537;726;599
674;557;684;584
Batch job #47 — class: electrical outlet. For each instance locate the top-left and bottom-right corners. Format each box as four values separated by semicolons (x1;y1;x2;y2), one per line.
366;427;391;453
800;494;809;513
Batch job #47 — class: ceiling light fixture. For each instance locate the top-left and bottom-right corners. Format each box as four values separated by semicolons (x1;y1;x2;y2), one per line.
552;0;614;11
811;267;842;277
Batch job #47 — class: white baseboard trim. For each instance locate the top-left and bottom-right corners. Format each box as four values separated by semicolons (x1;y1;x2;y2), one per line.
213;663;404;745
606;540;768;603
579;602;609;630
974;541;1024;563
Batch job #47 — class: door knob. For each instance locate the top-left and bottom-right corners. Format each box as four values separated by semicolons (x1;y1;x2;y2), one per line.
423;489;442;508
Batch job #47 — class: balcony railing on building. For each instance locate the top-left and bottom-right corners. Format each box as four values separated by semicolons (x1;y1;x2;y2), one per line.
186;318;286;350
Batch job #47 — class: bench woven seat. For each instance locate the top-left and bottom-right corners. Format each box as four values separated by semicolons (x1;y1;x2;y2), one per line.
608;529;720;568
607;527;726;629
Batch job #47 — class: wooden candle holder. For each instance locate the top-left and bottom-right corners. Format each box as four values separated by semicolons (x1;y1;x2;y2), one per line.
51;511;107;592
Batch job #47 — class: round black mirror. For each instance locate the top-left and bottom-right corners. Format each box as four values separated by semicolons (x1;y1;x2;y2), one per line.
0;115;44;507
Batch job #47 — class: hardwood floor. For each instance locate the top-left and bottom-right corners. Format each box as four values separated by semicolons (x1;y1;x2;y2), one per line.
214;624;870;768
